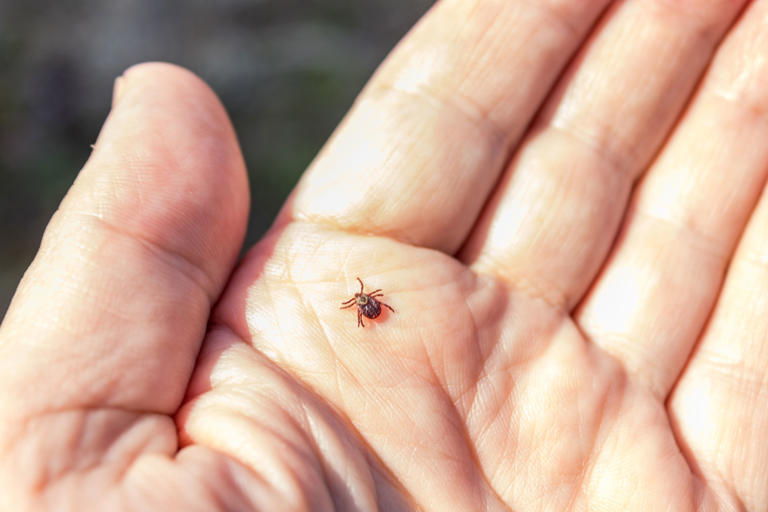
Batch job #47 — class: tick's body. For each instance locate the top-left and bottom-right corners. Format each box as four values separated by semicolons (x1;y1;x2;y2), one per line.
340;277;395;327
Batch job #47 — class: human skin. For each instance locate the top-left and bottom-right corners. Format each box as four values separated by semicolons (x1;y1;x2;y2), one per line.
3;0;768;509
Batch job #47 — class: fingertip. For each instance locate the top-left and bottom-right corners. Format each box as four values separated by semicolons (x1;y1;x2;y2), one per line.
112;63;202;109
84;61;250;289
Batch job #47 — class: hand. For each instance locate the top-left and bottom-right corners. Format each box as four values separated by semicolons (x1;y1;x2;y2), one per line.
3;1;768;510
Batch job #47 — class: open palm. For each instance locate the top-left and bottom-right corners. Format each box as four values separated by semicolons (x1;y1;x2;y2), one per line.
3;1;768;510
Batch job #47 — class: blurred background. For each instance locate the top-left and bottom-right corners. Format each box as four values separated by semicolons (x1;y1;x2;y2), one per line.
0;0;433;316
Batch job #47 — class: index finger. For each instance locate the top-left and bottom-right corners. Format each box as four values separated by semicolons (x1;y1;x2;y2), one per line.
290;0;611;252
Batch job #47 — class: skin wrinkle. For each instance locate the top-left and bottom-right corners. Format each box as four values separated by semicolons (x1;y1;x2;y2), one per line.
410;372;494;507
439;286;520;509
548;81;657;185
6;216;205;352
453;283;486;419
60;209;217;305
558;331;618;507
462;316;518;452
291;403;341;512
201;452;272;511
416;284;453;384
280;222;447;291
220;304;388;509
112;421;178;484
289;211;413;253
298;400;374;512
471;383;514;488
174;459;234;512
11;267;136;342
576;380;626;510
260;273;289;367
488;0;592;43
237;351;414;510
367;82;508;155
285;231;327;283
227;408;329;511
332;358;347;420
630;205;734;262
566;344;620;510
5;408;175;495
476;317;559;395
419;336;497;508
545;119;639;182
87;132;241;257
177;324;249;401
473;253;571;312
669;444;716;512
362;451;423;512
698;354;768;401
495;335;553;504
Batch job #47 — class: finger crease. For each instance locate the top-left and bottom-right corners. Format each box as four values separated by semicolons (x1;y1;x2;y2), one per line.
631;205;732;262
370;81;508;153
547;117;640;180
61;209;217;303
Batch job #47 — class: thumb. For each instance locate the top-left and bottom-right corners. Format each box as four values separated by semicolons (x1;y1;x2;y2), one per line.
0;62;249;422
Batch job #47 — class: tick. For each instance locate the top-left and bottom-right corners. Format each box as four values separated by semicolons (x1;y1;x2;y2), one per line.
340;277;395;327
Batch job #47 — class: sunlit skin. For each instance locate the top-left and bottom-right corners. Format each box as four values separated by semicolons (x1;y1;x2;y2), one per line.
4;0;768;510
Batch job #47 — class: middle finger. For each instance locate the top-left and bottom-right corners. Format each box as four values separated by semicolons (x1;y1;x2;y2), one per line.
461;0;746;309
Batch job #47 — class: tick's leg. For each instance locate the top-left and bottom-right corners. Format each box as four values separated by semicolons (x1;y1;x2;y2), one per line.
380;302;395;313
368;289;382;296
369;292;384;298
358;310;364;327
340;302;356;309
356;277;364;295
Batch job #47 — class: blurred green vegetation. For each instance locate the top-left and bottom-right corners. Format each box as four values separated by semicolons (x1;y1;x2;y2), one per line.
0;0;432;316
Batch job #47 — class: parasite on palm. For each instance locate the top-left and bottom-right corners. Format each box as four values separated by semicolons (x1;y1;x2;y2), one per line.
340;277;395;327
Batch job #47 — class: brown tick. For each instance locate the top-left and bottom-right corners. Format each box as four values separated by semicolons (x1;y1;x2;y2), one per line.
340;277;395;327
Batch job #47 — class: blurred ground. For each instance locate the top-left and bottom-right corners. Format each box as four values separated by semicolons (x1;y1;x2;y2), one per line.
0;0;432;316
